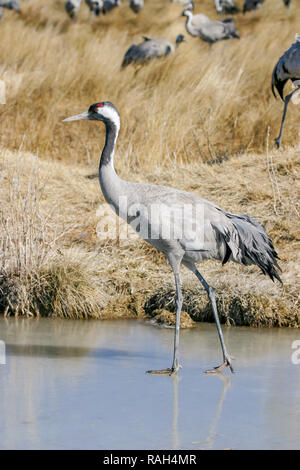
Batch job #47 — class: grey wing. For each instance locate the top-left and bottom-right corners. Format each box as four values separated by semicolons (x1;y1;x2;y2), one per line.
212;212;282;282
139;39;173;59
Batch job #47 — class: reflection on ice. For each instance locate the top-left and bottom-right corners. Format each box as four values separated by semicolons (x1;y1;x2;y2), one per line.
0;317;299;449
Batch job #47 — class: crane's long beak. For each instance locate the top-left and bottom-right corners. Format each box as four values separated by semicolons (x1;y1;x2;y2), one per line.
62;111;89;122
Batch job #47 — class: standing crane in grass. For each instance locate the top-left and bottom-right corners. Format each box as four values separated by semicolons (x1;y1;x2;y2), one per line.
102;0;120;14
243;0;264;13
182;9;239;44
272;35;300;148
85;0;103;16
129;0;143;14
243;0;290;11
63;102;282;375
0;0;21;14
65;0;81;20
121;34;186;68
214;0;239;15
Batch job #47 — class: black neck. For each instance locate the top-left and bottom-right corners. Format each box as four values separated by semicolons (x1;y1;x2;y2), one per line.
100;120;118;168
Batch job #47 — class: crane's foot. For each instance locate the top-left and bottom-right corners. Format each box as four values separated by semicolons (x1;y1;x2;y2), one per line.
205;357;234;374
146;364;182;376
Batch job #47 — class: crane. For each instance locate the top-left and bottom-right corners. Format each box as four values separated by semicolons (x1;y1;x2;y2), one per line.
102;0;120;14
129;0;143;14
122;35;186;68
63;102;282;375
0;0;21;14
65;0;81;20
272;35;300;148
214;0;239;15
85;0;103;16
182;9;239;44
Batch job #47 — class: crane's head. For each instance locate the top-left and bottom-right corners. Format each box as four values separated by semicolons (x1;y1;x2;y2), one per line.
63;101;120;130
182;9;193;18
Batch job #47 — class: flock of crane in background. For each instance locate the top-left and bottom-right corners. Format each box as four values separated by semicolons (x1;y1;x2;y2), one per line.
0;0;300;146
61;0;293;20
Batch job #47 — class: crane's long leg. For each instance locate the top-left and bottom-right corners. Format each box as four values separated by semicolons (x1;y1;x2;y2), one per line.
184;262;234;374
147;256;183;376
275;87;300;148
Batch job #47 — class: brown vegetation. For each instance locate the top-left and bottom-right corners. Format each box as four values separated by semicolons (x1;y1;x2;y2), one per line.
0;0;299;325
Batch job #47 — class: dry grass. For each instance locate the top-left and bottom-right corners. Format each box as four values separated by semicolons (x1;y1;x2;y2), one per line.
1;0;300;165
0;144;299;325
0;0;299;324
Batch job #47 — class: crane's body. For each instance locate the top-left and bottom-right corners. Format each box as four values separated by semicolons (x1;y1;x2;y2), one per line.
122;35;185;67
182;10;239;44
63;102;281;375
272;35;300;148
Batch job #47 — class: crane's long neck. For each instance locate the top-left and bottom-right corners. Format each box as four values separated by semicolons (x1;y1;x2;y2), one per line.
185;12;192;29
99;119;124;212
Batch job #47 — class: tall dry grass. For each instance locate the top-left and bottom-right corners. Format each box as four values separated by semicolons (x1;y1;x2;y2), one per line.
0;0;299;323
1;0;300;166
0;149;110;317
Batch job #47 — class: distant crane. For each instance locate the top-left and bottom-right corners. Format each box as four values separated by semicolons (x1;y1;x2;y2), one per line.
0;0;21;14
63;102;282;375
85;0;103;16
182;9;239;44
214;0;239;15
65;0;81;20
272;35;300;148
243;0;265;13
102;0;120;14
129;0;144;14
122;34;185;68
243;0;291;11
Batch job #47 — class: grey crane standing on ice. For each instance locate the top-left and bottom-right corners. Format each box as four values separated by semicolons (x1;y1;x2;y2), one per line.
121;35;186;68
182;9;239;44
272;35;300;148
63;102;282;375
0;0;21;14
65;0;81;20
129;0;144;14
214;0;239;15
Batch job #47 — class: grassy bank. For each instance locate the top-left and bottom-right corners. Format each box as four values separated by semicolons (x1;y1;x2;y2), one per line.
0;146;299;325
0;0;299;325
